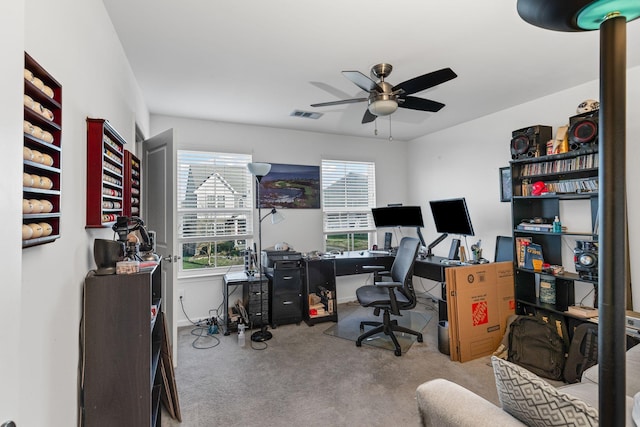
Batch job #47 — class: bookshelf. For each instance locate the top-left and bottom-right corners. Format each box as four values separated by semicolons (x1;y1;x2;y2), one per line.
510;147;599;330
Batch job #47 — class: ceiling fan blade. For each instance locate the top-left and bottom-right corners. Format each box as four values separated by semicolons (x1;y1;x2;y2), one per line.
342;71;383;93
399;96;446;112
392;68;457;96
311;97;368;108
362;108;377;124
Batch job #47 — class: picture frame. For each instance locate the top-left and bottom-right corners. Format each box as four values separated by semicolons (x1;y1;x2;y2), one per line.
257;163;320;209
499;166;512;202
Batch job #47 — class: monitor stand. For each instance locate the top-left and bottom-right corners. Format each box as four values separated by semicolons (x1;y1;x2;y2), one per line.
426;233;448;257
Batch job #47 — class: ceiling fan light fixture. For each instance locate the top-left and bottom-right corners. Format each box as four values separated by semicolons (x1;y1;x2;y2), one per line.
368;99;398;116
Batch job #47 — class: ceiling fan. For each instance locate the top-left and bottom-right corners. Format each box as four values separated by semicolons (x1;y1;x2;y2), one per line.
311;63;457;124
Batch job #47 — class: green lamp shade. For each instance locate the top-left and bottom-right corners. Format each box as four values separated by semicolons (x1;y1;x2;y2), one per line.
577;0;640;30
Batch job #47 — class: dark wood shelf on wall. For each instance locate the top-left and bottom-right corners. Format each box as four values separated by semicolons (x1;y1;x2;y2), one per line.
23;52;63;248
124;150;141;217
86;118;128;228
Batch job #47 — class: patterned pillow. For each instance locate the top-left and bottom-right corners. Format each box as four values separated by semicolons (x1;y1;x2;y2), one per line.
491;356;598;426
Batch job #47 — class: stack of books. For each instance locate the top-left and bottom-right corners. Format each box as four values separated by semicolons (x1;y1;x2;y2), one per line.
516;222;566;232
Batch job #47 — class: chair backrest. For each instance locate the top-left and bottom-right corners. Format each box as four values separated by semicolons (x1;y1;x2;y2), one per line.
390;237;421;308
495;235;513;262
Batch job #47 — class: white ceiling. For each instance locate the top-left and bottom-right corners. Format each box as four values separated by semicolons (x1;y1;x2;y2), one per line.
102;0;640;141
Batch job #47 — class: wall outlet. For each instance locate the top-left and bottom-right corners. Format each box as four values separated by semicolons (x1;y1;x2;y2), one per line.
178;289;185;300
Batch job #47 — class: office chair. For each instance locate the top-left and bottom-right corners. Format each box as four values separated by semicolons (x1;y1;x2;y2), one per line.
355;237;423;356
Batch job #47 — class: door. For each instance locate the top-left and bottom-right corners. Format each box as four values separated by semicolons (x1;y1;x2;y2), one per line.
142;129;178;362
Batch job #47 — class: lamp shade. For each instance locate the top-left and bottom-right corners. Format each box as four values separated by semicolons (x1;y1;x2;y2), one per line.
247;162;272;177
517;0;640;31
271;209;285;225
368;99;398;116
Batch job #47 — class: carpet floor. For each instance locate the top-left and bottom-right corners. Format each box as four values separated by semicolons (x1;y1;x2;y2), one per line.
161;300;500;427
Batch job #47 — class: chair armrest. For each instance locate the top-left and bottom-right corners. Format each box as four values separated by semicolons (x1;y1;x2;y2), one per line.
416;379;525;427
362;265;386;272
374;281;402;288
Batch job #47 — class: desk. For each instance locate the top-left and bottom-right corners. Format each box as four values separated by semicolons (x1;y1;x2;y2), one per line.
223;253;455;333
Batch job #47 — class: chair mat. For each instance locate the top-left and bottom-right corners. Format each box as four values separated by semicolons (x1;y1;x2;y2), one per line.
323;306;432;354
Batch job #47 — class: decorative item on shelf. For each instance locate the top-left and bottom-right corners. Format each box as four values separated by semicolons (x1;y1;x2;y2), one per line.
552;216;562;233
531;181;548;196
112;216;159;262
539;274;557;304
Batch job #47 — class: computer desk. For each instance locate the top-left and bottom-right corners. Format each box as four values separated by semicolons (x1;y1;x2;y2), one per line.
222;252;453;334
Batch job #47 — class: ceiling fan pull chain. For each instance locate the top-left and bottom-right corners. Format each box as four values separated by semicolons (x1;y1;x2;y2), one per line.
374;118;378;136
389;115;393;141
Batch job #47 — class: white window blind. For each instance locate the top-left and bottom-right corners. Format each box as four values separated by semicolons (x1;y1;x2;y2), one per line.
321;159;376;233
177;150;253;241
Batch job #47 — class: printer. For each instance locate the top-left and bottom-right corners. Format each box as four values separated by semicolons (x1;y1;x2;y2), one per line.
262;249;302;273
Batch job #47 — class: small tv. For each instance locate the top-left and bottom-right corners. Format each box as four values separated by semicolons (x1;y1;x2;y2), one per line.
429;198;475;236
371;206;424;228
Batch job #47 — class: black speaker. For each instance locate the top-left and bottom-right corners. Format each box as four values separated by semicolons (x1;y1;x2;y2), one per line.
568;110;599;151
574;240;598;280
448;239;460;260
510;125;553;159
384;232;392;251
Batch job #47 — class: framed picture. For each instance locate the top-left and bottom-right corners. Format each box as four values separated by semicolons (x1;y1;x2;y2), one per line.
258;163;320;209
500;167;512;202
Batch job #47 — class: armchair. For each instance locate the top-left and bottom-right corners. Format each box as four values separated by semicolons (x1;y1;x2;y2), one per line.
355;237;422;356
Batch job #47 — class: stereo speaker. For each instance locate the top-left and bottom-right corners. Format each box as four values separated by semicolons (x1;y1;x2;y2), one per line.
574;240;598;280
448;239;460;260
568;110;599;151
510;125;553;159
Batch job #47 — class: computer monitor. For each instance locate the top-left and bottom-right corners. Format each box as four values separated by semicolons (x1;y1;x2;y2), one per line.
429;198;475;236
425;198;475;257
371;205;424;228
371;205;425;247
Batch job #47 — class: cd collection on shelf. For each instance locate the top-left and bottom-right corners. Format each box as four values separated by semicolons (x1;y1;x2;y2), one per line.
519;152;598;177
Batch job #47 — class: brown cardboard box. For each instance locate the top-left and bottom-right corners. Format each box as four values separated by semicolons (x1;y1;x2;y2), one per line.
446;261;514;362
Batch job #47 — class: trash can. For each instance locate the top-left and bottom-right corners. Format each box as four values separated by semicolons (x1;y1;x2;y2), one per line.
438;320;450;355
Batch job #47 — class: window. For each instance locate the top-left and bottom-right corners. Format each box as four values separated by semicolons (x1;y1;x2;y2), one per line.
321;159;376;252
177;150;253;275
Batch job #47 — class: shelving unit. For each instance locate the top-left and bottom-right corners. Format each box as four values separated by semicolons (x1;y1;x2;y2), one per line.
81;264;163;426
124;150;141;217
86;118;127;228
303;259;338;325
510;147;599;329
22;52;62;248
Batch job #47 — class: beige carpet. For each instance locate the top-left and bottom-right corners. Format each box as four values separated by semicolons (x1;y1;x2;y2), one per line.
161;300;500;427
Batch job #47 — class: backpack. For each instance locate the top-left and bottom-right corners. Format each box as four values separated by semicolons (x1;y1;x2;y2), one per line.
507;315;566;380
563;322;598;383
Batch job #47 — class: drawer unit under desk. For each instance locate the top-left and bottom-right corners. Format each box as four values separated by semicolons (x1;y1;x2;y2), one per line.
271;268;302;293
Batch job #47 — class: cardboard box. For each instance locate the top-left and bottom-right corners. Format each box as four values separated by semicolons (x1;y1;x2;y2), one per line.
446;261;514;362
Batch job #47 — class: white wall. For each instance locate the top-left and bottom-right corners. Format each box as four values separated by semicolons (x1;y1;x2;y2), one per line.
408;67;640;309
8;1;150;425
150;114;411;324
0;2;25;424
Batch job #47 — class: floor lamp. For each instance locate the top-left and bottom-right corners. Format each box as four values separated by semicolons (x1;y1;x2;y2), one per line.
517;1;639;423
247;162;276;342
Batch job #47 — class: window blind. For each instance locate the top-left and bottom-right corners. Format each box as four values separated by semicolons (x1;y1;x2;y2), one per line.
177;150;253;241
321;159;376;233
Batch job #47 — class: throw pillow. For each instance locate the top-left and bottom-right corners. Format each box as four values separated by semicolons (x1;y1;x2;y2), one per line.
491;356;598;426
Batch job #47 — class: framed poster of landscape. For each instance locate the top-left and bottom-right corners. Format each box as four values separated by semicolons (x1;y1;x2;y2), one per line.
500;166;512;202
258;163;320;209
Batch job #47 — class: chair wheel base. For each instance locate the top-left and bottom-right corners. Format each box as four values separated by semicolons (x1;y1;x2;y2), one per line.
394;349;402;356
417;334;423;343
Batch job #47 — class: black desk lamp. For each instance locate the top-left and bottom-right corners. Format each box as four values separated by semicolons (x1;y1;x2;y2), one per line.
516;1;639;423
247;162;276;342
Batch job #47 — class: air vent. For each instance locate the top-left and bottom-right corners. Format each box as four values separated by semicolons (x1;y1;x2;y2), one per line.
290;110;323;119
